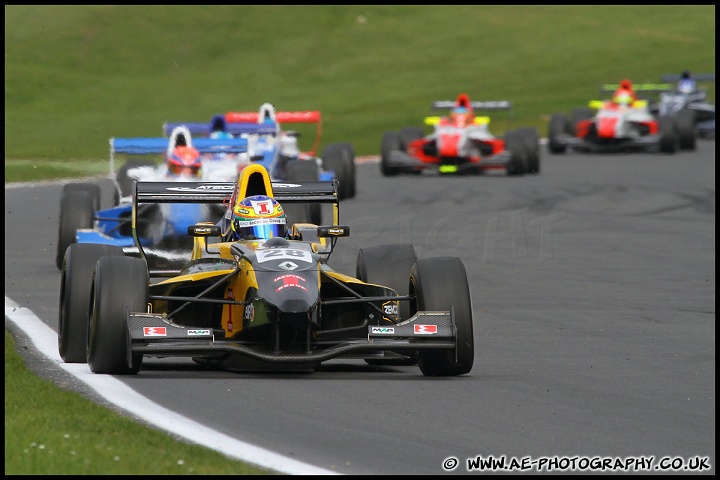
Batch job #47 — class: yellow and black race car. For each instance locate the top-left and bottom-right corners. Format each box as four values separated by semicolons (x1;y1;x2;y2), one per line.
58;164;474;376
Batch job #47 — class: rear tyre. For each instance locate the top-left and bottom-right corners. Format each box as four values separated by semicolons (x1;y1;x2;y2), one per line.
571;107;595;130
411;257;474;377
62;183;101;211
286;160;322;225
117;159;156;197
380;131;402;176
356;244;418;365
88;256;148;374
56;189;96;270
399;127;425;149
547;114;570;154
321;143;356;200
58;244;125;363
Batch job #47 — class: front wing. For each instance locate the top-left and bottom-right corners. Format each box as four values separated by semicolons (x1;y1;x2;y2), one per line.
127;310;457;363
386;149;512;173
550;132;665;152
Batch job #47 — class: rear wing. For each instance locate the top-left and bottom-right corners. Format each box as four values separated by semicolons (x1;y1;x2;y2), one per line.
432;100;512;110
131;178;340;266
161;121;277;137
225;110;323;155
109;137;248;176
132;179;339;205
660;73;715;83
599;83;671;99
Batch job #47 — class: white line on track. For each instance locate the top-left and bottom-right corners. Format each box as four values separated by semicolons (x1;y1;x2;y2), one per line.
4;295;340;475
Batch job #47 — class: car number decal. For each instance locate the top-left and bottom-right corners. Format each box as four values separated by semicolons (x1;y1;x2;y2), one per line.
256;248;312;263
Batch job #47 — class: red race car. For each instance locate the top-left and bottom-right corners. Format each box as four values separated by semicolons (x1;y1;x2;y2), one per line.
380;93;540;176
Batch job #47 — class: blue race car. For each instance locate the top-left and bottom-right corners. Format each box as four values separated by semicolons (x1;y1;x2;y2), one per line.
163;103;357;201
55;133;248;270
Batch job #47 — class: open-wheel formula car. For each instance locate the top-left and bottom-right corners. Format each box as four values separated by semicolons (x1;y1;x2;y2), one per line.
58;163;474;377
650;72;715;142
547;82;683;154
55;131;248;270
163;103;357;201
380;93;540;176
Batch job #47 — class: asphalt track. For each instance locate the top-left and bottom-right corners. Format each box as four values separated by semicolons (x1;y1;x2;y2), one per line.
5;143;715;475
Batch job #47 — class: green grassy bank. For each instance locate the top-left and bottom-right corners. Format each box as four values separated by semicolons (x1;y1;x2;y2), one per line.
5;5;715;182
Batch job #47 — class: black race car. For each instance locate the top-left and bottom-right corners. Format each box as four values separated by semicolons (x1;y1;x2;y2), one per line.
58;164;474;376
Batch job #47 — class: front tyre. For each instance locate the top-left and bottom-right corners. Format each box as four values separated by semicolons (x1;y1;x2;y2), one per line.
675;108;697;151
380;131;402;176
58;244;125;363
87;256;148;374
411;257;474;376
516;127;540;173
504;130;528;176
658;116;679;154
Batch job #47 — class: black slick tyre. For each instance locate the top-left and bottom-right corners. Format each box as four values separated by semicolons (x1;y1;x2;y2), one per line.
516;127;541;173
88;256;148;374
410;257;474;376
380;131;402;176
58;243;125;363
286;159;323;225
56;189;96;270
322;142;356;200
504;130;528;176
116;159;156;197
548;114;570;154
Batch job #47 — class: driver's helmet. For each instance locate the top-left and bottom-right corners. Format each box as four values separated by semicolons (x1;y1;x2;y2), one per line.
450;106;470;125
612;89;634;107
677;75;696;93
210;115;233;139
166;145;202;177
230;194;287;241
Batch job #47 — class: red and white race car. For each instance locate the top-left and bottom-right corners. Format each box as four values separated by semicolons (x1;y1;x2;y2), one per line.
380;93;540;176
547;82;682;154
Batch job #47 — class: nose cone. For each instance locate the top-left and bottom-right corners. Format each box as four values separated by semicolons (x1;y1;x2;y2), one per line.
597;117;618;138
438;134;462;157
257;271;319;313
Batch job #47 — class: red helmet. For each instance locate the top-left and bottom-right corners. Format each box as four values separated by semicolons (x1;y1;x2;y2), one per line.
166;146;202;177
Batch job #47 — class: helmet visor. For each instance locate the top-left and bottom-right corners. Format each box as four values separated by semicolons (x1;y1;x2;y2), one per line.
233;217;287;240
168;163;201;176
